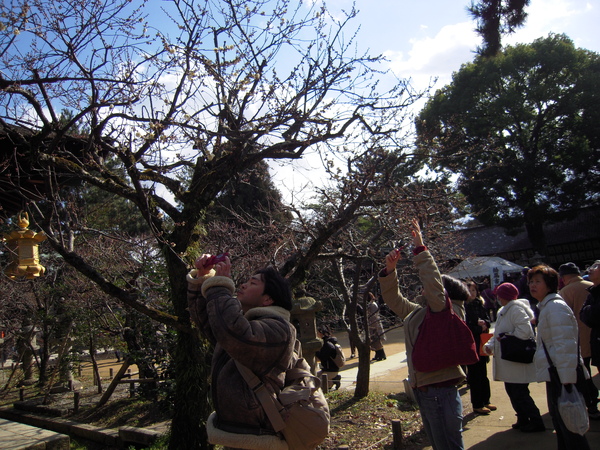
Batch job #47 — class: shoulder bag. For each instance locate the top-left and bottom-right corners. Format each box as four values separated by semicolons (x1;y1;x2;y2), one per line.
234;340;330;449
412;294;479;372
499;333;536;363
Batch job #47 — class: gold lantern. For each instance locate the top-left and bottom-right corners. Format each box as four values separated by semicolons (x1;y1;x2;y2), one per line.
3;212;47;279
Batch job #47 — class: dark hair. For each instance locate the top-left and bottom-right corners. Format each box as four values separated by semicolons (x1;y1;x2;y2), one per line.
254;266;293;311
527;264;559;293
318;324;332;337
465;279;480;296
442;274;470;301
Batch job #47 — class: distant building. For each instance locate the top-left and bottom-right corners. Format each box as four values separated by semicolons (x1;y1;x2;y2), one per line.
455;206;600;270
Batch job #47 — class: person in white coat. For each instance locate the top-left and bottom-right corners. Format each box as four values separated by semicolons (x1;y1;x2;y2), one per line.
483;282;544;432
529;264;591;450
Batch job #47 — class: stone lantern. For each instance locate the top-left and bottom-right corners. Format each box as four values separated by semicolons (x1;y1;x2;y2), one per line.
3;211;47;279
291;293;323;374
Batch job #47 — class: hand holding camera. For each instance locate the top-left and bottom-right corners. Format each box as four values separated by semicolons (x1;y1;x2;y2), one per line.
195;252;231;276
206;252;230;266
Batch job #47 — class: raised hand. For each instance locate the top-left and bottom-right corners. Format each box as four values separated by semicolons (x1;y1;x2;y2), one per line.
195;254;232;277
385;248;402;274
411;218;424;248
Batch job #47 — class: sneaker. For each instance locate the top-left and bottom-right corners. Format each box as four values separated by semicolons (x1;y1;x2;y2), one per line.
474;407;491;415
485;404;497;411
520;422;545;432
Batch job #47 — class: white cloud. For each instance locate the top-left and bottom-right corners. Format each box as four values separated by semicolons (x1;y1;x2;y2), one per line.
383;0;599;96
506;0;599;51
384;21;479;93
505;0;579;45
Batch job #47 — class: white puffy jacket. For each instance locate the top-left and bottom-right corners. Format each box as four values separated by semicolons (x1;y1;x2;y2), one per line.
534;293;580;383
485;299;537;383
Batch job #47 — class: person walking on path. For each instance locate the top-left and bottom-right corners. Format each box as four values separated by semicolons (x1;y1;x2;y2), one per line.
530;264;592;450
368;292;387;361
465;280;496;415
559;262;600;419
379;218;468;450
483;282;545;432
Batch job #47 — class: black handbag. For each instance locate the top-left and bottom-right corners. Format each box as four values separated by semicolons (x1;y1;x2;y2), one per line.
499;333;536;363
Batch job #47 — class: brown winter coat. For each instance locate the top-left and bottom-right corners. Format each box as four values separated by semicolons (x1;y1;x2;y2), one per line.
187;270;295;449
560;276;593;358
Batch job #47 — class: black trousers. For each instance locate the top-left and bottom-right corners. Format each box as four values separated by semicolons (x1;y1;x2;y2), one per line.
583;357;599;412
466;358;491;408
504;382;543;424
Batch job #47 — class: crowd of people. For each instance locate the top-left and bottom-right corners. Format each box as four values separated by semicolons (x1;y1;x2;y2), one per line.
185;230;599;450
377;238;598;449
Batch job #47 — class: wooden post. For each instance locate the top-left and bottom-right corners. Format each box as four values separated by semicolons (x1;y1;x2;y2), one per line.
392;419;403;449
19;388;24;401
321;373;328;394
109;368;114;379
74;392;80;413
97;359;132;407
130;381;135;398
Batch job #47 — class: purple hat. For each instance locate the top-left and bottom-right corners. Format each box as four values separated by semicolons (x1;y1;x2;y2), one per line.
494;282;519;301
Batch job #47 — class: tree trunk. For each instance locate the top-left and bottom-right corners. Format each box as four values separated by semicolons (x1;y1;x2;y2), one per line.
166;250;213;449
38;323;50;386
89;337;102;394
55;299;75;387
524;214;547;259
168;330;212;450
353;342;371;398
17;323;37;385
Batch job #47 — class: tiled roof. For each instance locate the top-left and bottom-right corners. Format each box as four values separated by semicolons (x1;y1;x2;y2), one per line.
456;206;600;257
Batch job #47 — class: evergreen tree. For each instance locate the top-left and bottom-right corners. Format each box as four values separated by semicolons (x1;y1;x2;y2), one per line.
416;34;600;254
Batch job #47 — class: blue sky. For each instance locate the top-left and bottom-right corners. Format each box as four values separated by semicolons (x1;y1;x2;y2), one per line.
339;0;598;92
270;0;599;203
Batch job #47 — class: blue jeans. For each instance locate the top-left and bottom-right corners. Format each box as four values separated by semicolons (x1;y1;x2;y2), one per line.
415;385;465;450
